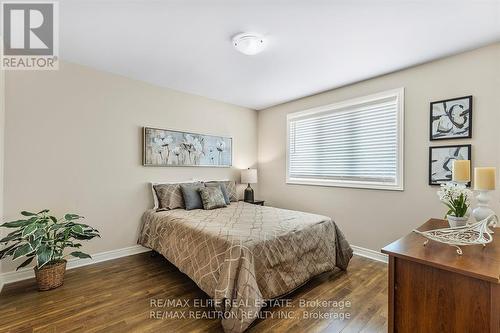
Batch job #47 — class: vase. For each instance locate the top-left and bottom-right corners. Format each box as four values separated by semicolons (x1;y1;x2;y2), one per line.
446;215;468;228
34;259;67;291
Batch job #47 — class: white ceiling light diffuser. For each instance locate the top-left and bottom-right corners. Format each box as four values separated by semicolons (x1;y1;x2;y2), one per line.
232;33;266;55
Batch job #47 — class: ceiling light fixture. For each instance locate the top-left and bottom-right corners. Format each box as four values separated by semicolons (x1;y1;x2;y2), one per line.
232;33;266;56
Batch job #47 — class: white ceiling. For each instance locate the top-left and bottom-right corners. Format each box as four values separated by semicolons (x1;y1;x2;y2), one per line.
59;0;500;110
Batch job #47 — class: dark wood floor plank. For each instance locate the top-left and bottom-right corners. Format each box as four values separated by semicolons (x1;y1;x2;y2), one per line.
0;253;387;333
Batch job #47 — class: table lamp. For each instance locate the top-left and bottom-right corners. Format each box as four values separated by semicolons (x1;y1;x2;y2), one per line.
241;168;257;202
472;167;496;222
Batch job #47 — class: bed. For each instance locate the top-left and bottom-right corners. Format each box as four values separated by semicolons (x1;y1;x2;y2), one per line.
138;201;352;332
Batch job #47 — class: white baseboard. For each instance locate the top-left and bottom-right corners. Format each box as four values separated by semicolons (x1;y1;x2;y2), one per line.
351;245;388;263
0;245;150;293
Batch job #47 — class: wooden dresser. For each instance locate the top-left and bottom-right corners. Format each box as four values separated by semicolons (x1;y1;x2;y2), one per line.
381;219;500;333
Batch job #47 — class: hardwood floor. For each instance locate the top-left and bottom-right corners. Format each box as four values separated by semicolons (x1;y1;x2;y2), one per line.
0;253;387;333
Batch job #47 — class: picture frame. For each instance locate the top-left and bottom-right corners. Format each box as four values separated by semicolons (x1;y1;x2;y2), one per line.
430;95;472;141
429;144;471;186
143;127;232;167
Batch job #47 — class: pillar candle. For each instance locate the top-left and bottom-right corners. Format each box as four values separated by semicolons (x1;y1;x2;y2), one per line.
452;160;470;182
474;167;496;190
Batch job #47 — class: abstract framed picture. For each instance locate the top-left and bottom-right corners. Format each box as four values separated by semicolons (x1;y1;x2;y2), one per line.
429;144;471;186
430;96;472;141
143;127;232;167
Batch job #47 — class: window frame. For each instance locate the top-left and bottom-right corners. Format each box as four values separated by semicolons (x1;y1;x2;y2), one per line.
286;88;405;191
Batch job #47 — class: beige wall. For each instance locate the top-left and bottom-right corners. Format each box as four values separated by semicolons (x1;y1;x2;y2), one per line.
2;62;257;273
258;43;500;252
0;69;4;275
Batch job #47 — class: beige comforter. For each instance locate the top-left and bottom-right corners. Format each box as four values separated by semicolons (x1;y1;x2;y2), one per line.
138;201;352;332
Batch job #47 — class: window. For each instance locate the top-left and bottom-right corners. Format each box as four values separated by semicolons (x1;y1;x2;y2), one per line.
287;88;404;190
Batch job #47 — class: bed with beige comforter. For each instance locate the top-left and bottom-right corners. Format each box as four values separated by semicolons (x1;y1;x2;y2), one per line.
138;201;352;332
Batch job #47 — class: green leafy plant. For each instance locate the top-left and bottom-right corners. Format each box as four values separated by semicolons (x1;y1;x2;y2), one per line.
0;210;100;270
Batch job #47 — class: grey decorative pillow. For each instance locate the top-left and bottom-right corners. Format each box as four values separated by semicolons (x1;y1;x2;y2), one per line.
204;182;230;205
180;183;204;210
198;187;227;210
154;183;185;210
205;180;237;202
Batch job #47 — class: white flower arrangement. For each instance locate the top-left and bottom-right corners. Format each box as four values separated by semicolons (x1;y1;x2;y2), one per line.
437;182;473;218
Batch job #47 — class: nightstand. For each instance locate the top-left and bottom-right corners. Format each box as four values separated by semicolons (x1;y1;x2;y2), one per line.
240;200;265;206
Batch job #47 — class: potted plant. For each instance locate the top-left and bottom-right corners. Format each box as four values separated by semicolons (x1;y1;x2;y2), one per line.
0;210;100;291
437;183;473;227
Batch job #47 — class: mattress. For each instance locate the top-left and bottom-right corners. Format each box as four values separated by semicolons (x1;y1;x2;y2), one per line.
138;201;352;332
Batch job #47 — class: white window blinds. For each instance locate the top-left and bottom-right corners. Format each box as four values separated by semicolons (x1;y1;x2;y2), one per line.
287;88;404;190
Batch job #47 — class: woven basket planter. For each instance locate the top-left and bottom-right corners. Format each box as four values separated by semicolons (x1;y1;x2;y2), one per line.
34;260;67;291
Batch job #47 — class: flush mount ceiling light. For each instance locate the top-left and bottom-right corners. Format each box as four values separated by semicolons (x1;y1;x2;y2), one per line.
232;33;266;56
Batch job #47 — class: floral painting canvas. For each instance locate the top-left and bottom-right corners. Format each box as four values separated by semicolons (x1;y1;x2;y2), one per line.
143;127;232;167
429;144;471;186
430;96;472;140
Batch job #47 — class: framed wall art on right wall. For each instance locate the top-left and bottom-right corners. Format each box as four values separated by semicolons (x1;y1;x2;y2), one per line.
430;95;472;141
429;144;472;186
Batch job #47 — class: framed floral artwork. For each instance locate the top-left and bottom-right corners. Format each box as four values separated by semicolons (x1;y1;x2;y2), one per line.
143;127;232;167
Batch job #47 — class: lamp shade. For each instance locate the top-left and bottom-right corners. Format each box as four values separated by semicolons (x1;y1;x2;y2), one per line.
241;168;258;184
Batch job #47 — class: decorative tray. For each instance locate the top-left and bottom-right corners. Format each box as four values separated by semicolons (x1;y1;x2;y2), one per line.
413;214;497;255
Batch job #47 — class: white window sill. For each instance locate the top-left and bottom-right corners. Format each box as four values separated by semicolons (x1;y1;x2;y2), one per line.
286;178;404;191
